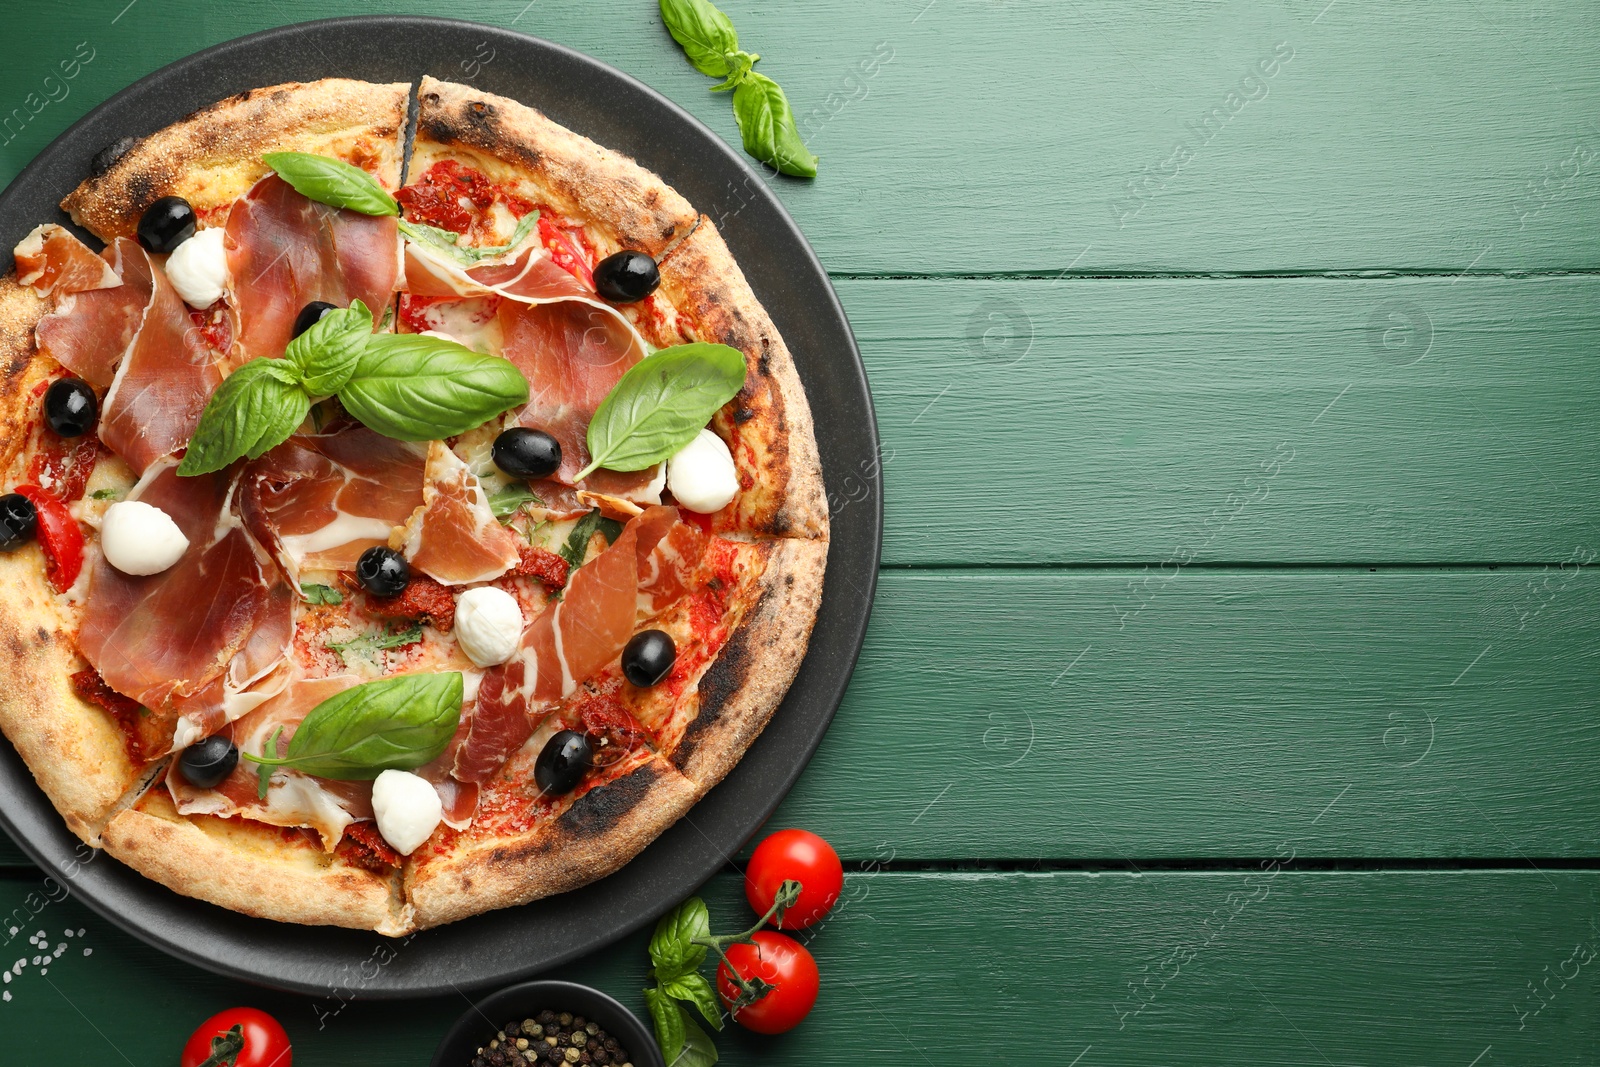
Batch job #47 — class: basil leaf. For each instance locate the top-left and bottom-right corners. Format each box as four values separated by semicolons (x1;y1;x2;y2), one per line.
287;299;373;396
659;0;740;78
661;972;723;1032
576;344;746;481
242;673;462;780
398;210;540;268
299;582;343;606
731;72;818;178
488;483;543;522
643;987;686;1063
255;724;284;799
177;358;310;476
558;509;624;569
262;151;400;217
674;1007;719;1067
709;50;757;93
649;897;711;980
339;334;529;441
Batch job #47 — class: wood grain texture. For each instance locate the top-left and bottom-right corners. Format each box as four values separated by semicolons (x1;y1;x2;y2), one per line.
0;870;1593;1064
2;1;1598;273
770;568;1600;859
847;274;1600;565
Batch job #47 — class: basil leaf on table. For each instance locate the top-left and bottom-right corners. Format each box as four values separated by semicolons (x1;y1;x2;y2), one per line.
177;358;310;476
575;343;746;481
242;673;463;781
660;971;724;1031
659;0;741;77
262;151;400;217
650;896;712;980
399;210;540;268
675;1009;720;1067
340;333;529;441
286;299;373;396
732;72;819;178
643;986;687;1063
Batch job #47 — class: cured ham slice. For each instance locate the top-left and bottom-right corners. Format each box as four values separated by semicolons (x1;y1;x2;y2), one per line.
98;245;225;472
240;426;427;585
402;238;593;303
13;224;120;296
34;238;150;390
226;175;400;359
455;506;707;782
77;461;295;755
399;441;523;585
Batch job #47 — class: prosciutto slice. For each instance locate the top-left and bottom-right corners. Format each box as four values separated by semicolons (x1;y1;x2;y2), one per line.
226;175;400;359
402;237;594;303
240;426;427;585
77;461;295;752
455;506;707;782
399;441;523;585
13;224;119;296
98;245;225;472
34;238;151;390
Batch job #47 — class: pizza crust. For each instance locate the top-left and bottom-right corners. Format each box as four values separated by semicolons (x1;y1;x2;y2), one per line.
101;789;409;935
62;78;411;239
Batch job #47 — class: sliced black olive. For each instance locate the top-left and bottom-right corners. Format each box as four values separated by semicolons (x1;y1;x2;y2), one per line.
534;730;593;795
89;136;138;178
136;196;197;254
493;427;562;479
592;250;660;303
0;493;37;551
356;546;410;598
292;300;339;339
177;734;238;790
622;629;676;687
43;378;97;438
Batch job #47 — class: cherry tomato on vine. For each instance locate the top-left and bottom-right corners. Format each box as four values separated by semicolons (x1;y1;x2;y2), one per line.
745;828;842;929
179;1007;291;1067
716;929;820;1034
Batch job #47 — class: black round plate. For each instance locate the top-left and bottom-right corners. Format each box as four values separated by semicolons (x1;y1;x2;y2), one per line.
0;17;880;998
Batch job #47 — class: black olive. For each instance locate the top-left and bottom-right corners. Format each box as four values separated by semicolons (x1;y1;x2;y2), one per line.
136;196;197;254
0;493;37;551
177;734;238;790
622;629;676;687
592;250;660;303
535;730;593;795
356;546;410;598
43;378;97;438
292;300;339;339
493;428;562;479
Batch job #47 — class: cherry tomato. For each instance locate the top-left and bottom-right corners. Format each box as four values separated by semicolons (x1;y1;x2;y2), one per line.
745;829;843;930
15;484;83;592
179;1007;291;1067
716;930;819;1034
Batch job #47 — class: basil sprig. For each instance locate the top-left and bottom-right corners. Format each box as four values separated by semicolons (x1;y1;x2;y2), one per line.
243;673;463;796
178;300;528;475
262;151;400;216
659;0;818;177
574;343;746;481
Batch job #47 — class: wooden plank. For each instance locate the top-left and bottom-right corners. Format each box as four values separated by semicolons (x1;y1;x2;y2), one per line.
3;1;1598;273
0;870;1592;1063
847;273;1600;565
770;568;1600;860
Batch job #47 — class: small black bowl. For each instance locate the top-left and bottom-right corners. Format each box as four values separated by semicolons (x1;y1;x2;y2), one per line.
431;979;666;1067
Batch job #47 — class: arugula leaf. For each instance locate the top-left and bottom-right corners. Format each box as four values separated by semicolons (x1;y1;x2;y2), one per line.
661;971;723;1031
576;344;746;481
398;210;540;268
90;488;121;500
299;583;343;606
262;151;400;216
673;1008;719;1067
732;72;818;178
487;483;544;522
241;672;462;781
340;333;529;441
558;509;625;569
650;897;711;980
286;299;373;396
644;987;686;1063
659;0;740;77
177;358;310;476
327;623;424;660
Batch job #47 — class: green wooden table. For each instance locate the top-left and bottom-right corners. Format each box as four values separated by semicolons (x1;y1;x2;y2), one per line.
4;1;1599;1062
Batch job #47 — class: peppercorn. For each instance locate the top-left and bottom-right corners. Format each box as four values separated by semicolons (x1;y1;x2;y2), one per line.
564;1049;581;1064
585;1022;599;1036
558;1013;573;1026
570;1032;587;1047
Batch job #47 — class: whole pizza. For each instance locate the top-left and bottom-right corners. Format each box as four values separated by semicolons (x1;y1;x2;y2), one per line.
0;77;827;935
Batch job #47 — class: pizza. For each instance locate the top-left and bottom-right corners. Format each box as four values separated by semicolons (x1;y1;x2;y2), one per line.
0;77;828;935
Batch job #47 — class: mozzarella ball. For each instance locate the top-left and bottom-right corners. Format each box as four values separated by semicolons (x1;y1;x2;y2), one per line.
453;586;524;667
100;500;190;575
667;428;739;514
370;769;443;856
163;227;229;308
